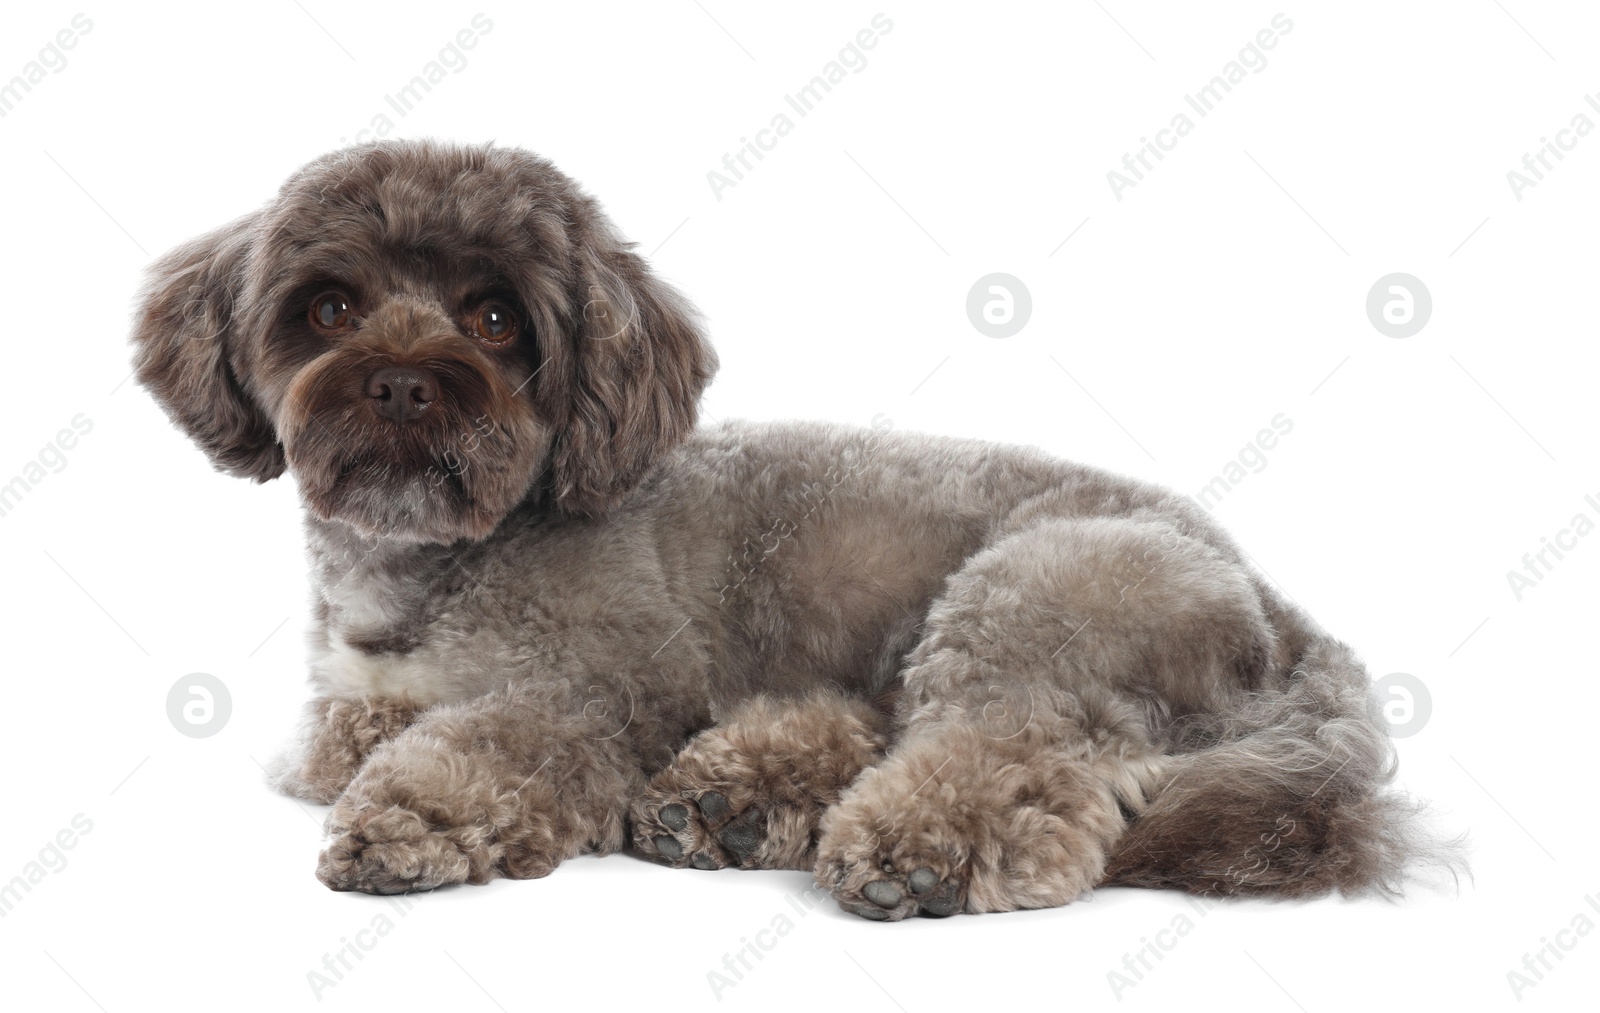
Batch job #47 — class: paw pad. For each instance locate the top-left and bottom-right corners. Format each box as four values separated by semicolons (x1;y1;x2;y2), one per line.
659;804;689;832
829;864;966;921
716;808;765;861
908;868;939;895
697;792;729;821
863;880;902;908
630;791;770;871
653;835;683;859
690;851;719;870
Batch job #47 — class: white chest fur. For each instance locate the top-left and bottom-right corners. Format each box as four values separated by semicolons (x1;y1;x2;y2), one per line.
311;635;453;704
307;534;454;703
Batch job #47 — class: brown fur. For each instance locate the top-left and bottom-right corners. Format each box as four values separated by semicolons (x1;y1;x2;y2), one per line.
131;139;1459;916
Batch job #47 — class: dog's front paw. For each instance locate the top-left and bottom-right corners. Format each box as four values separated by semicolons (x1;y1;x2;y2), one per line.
317;803;491;893
315;740;566;894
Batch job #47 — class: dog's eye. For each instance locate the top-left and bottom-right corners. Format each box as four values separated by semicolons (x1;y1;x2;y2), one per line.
468;301;519;345
309;291;353;332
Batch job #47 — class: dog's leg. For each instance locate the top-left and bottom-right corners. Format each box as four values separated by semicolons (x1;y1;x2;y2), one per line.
315;681;644;894
268;695;421;804
814;719;1136;919
814;515;1276;919
631;692;888;870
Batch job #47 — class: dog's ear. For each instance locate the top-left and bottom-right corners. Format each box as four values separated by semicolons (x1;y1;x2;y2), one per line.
548;241;717;516
131;214;285;482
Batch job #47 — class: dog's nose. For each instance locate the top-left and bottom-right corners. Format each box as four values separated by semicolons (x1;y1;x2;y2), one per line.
365;366;439;423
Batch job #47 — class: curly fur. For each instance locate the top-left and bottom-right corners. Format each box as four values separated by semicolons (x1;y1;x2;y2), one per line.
269;695;421;804
131;139;1459;917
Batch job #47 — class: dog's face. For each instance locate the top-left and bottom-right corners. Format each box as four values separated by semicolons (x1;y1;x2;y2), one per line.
132;140;715;542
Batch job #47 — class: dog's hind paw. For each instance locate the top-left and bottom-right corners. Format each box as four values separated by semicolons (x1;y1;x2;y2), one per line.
820;854;967;922
814;723;1126;921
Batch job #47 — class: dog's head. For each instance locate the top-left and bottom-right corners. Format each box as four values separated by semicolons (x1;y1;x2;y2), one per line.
131;140;715;542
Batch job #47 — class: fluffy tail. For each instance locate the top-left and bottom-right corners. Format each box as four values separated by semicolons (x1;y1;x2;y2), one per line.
1103;609;1464;898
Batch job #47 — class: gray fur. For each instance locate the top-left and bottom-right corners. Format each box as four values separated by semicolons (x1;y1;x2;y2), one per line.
130;139;1459;915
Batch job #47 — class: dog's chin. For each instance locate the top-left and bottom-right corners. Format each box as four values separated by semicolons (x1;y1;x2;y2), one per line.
297;459;517;545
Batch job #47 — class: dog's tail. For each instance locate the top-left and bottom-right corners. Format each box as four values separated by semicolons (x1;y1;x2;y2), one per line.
1101;590;1465;898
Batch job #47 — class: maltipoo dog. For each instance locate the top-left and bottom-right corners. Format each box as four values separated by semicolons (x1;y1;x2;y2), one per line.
131;140;1443;919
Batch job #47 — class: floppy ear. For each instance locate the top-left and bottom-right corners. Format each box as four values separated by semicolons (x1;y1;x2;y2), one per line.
549;243;717;516
130;214;285;482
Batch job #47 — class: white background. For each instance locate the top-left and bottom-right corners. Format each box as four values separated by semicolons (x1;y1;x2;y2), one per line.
1;2;1595;1010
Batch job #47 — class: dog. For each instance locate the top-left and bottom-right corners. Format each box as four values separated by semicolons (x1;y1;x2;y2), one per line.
131;139;1446;918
